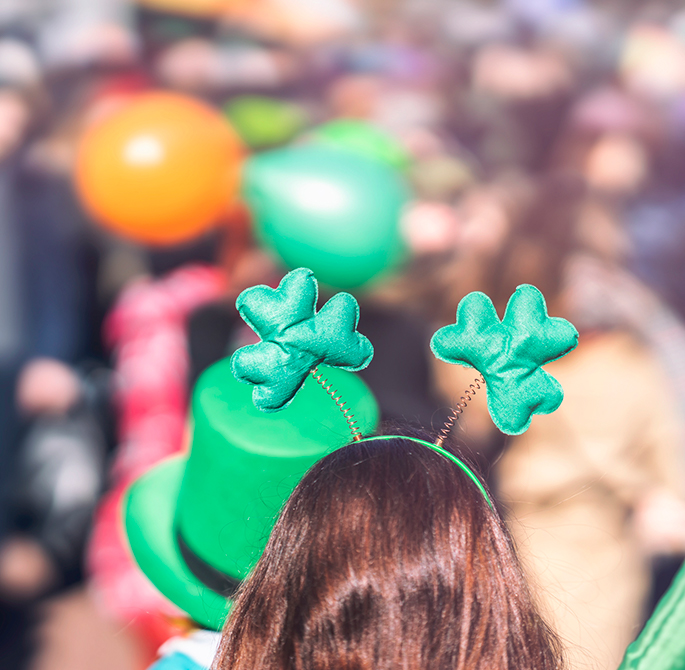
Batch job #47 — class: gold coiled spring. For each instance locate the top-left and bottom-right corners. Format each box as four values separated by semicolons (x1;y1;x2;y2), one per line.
310;367;363;441
435;374;485;446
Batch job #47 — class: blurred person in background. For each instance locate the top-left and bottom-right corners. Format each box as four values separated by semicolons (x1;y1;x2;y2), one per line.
449;41;578;174
0;73;131;609
0;0;135;75
433;175;685;669
0;11;145;670
0;43;39;519
134;0;365;97
549;81;685;437
0;43;93;670
0;0;137;602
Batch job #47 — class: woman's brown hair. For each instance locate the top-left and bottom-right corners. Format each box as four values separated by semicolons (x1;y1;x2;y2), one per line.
214;432;564;670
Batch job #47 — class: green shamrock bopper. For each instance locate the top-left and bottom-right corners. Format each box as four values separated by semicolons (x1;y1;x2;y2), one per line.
231;267;374;436
431;284;579;435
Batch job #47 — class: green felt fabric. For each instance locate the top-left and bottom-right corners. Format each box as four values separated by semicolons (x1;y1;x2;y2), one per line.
618;560;685;670
231;268;374;411
431;284;578;435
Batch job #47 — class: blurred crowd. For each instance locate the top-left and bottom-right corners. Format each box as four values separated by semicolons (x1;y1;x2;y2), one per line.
3;0;685;669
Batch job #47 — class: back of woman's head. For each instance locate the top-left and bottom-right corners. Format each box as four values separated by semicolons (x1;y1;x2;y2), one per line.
215;432;564;670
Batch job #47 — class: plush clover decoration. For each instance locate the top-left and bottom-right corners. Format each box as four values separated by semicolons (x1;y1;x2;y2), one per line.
231;267;374;412
431;284;578;435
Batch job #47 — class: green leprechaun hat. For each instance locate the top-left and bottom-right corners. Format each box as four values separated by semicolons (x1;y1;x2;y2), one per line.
124;268;379;630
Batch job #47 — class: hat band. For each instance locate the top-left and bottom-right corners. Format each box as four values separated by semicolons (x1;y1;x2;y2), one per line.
176;529;242;598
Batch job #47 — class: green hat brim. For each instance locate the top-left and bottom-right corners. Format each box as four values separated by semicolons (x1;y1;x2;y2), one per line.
123;456;231;630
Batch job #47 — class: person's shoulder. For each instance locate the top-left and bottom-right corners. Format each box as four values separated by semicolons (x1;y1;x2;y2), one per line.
149;630;222;670
147;651;207;670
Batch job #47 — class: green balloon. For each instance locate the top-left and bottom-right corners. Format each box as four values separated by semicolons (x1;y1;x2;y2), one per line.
307;119;411;171
224;96;307;149
243;145;410;289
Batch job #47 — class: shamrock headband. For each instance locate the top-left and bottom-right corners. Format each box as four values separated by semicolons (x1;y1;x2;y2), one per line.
231;268;578;480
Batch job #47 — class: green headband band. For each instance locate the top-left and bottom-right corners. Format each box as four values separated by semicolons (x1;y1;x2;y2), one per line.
357;435;494;510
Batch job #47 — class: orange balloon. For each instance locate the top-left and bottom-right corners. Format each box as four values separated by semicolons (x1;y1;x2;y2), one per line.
76;92;244;246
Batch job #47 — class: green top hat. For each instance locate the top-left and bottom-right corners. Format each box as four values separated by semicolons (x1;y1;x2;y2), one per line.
124;358;378;630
